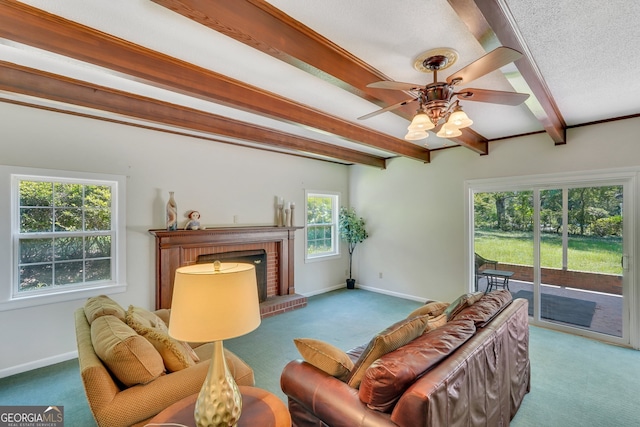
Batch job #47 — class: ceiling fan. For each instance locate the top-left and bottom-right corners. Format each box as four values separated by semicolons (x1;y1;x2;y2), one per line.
359;46;530;140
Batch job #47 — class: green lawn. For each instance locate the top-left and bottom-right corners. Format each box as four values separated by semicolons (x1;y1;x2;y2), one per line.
474;230;622;275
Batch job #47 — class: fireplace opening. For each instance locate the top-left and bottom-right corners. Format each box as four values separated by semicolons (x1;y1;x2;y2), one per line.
197;249;267;302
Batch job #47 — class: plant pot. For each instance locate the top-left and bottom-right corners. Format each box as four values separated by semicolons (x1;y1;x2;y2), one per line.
346;278;356;289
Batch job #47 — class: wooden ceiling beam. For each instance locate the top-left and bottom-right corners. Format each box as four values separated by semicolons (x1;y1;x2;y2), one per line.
0;61;387;168
449;0;566;144
0;0;429;163
153;0;487;154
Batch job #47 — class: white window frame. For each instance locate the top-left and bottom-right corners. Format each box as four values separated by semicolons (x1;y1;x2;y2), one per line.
465;167;638;349
305;190;340;262
0;166;127;311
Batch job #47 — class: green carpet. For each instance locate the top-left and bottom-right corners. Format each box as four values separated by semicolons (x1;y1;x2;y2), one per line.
1;288;639;426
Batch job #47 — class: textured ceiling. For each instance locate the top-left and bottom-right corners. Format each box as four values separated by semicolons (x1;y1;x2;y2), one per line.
0;0;637;165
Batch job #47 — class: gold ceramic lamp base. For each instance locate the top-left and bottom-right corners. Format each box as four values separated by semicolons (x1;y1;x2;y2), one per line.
195;341;242;427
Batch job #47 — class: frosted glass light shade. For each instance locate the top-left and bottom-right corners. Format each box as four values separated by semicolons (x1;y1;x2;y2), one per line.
436;123;463;138
448;107;473;128
407;112;435;132
405;130;428;140
169;262;261;343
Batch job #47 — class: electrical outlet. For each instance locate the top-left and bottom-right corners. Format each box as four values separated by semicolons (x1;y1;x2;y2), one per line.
379;272;383;279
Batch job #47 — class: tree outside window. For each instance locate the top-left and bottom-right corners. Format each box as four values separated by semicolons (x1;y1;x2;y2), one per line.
305;191;339;260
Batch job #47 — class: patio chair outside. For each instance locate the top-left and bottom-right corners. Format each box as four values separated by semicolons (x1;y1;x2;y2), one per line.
475;252;497;290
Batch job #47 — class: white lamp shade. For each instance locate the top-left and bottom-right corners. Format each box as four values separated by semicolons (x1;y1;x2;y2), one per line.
169;263;261;343
436;123;463;138
448;109;473;128
407;112;435;132
404;130;428;140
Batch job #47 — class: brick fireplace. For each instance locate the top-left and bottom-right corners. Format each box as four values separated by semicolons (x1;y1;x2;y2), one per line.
149;226;307;317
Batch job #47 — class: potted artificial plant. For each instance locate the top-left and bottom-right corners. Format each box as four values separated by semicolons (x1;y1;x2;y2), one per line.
339;206;369;289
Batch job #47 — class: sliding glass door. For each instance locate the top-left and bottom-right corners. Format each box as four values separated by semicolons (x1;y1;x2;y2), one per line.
469;172;633;346
537;186;623;337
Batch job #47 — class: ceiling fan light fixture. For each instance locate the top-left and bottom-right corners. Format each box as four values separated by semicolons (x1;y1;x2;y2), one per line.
404;130;429;141
448;104;473;128
407;111;435;132
436;123;462;138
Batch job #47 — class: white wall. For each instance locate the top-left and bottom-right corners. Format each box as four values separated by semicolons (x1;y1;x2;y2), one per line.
0;102;350;376
350;117;640;304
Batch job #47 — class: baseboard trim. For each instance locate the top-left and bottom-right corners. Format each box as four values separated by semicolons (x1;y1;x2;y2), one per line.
0;351;78;379
356;284;425;302
302;283;425;303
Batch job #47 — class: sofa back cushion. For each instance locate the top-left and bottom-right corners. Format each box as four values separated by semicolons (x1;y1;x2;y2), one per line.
90;315;165;387
347;315;430;389
453;290;513;327
358;319;476;412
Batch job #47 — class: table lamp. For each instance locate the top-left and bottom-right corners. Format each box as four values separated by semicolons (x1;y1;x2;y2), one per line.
169;261;261;427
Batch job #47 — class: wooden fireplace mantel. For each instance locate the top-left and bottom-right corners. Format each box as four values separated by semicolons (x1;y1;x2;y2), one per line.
149;226;303;310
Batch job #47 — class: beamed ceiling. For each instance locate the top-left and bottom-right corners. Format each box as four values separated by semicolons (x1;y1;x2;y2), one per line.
1;0;638;168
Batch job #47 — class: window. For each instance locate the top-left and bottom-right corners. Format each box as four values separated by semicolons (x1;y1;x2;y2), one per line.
305;191;340;260
466;168;636;347
0;166;126;310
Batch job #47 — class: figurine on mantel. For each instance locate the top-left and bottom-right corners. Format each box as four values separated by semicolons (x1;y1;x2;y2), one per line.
184;210;201;230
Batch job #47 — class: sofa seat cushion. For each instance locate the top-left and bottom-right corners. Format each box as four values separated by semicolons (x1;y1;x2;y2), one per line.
294;338;354;381
347;314;430;389
358;319;476;412
84;295;126;324
90;315;165;387
453;290;513;327
125;305;199;372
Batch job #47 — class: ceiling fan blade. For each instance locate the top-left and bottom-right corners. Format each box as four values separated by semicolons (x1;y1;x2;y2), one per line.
358;97;418;120
367;81;422;91
446;47;523;85
456;88;529;105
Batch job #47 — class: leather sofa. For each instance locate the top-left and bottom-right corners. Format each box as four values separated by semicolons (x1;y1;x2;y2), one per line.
75;295;255;427
281;291;530;427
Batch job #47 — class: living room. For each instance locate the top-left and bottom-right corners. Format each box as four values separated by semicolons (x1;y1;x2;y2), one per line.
1;0;640;425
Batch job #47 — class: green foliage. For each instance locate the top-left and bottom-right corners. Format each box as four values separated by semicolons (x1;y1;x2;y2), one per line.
339;207;368;254
307;196;333;225
474;185;622;237
339;207;369;279
590;215;622;237
17;179;113;291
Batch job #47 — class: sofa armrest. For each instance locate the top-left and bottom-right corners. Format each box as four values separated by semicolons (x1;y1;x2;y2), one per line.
94;360;212;427
281;360;394;427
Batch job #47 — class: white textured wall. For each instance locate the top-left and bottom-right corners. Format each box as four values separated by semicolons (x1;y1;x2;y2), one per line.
350;117;640;304
0;102;350;375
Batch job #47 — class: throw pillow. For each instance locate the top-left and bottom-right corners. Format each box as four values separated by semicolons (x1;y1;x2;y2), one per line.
443;292;484;321
294;338;354;381
125;306;199;372
347;315;430;389
406;301;450;319
90;315;165;387
84;295;126;324
359;319;476;412
423;313;447;332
